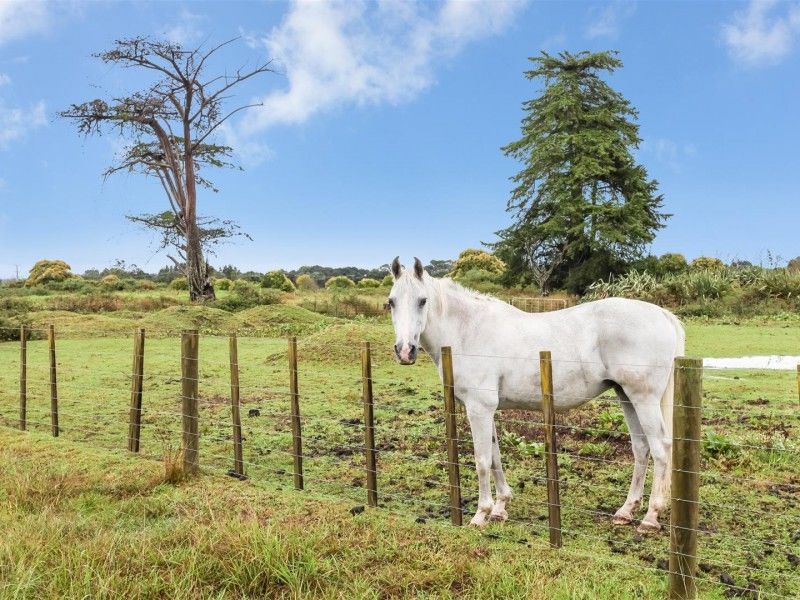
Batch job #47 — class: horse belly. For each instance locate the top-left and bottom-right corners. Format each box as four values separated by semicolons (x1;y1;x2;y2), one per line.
497;368;606;412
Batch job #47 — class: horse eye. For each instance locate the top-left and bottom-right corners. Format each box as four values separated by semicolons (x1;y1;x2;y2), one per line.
419;298;427;308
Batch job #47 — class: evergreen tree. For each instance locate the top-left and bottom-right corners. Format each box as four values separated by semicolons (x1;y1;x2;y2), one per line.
493;51;668;294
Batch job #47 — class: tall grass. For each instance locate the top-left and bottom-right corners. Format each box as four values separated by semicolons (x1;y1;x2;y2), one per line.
585;267;800;315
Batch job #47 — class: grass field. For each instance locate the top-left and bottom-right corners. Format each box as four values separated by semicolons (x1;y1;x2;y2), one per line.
0;306;798;599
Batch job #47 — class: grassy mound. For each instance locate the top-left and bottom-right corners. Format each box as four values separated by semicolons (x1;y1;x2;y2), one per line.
281;321;395;363
23;310;141;338
234;305;339;337
139;305;237;334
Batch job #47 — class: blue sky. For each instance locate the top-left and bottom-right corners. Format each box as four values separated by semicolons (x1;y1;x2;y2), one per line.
1;0;799;278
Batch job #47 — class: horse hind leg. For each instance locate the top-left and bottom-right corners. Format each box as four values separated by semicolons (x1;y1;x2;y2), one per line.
612;388;650;526
489;421;512;523
630;394;671;533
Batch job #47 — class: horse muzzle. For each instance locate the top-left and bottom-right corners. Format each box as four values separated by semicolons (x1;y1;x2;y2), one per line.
394;342;417;365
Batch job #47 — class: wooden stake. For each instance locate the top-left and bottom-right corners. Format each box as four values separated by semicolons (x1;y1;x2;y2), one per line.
362;341;377;507
540;350;562;548
288;336;303;490
181;330;200;475
669;357;702;600
19;325;27;431
48;324;59;437
128;328;145;452
441;346;462;526
229;333;245;477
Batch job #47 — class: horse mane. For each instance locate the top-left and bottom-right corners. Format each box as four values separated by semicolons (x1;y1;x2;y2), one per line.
427;275;507;318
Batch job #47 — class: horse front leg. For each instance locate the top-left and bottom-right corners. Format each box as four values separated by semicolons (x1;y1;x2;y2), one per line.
489;421;512;522
464;398;496;527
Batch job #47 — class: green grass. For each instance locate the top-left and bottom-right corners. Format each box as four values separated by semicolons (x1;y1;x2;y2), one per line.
0;307;799;598
685;321;800;356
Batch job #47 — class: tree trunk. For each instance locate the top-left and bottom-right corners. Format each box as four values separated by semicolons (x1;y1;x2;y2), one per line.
185;222;216;302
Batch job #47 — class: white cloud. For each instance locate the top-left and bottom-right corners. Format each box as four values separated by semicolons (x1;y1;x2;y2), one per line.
239;0;526;135
219;122;274;169
0;99;46;149
644;138;698;174
161;9;207;46
585;0;636;40
0;0;50;45
722;0;800;67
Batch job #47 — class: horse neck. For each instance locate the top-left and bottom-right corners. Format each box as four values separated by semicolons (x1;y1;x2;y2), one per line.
420;280;479;364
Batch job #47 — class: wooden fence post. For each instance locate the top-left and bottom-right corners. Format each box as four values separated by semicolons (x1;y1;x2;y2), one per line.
128;328;145;452
181;330;200;476
48;324;59;437
229;333;245;478
361;341;377;507
441;346;462;526
288;336;303;490
669;357;702;600
19;325;27;431
540;350;562;548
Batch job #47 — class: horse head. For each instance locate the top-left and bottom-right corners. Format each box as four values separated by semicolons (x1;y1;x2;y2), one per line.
387;256;430;365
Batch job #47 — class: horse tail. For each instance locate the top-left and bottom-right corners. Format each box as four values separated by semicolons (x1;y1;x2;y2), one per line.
660;309;685;498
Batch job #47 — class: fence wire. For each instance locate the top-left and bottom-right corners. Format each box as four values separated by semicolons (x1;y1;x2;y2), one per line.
0;329;798;598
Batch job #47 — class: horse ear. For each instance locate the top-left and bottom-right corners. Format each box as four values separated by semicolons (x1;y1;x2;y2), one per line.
391;256;401;279
413;257;424;279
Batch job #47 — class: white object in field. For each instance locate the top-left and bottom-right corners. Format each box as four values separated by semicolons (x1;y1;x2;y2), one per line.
704;356;800;371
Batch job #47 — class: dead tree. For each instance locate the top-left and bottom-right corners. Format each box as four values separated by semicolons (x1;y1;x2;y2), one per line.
61;37;273;301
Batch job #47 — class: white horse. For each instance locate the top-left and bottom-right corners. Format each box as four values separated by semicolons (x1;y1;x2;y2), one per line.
387;257;685;533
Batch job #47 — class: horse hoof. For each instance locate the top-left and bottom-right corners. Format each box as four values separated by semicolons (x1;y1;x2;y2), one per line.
469;514;489;527
637;520;661;534
489;510;508;523
612;514;632;526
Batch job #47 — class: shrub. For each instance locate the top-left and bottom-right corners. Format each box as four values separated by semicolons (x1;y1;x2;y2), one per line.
101;274;120;287
46;277;91;293
231;279;259;299
583;270;661;302
137;279;157;290
214;278;232;290
658;253;688;275
357;277;381;289
691;256;724;271
261;270;295;292
26;259;74;286
449;249;505;279
744;268;800;300
295;273;318;292
170;277;189;291
787;256;800;273
325;276;355;289
0;316;24;342
214;280;281;311
381;275;394;287
455;268;503;292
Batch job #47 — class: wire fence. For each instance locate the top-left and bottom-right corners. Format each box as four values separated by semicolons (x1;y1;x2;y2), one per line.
0;325;798;598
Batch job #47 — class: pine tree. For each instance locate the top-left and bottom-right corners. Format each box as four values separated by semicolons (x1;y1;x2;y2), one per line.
493;51;668;294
